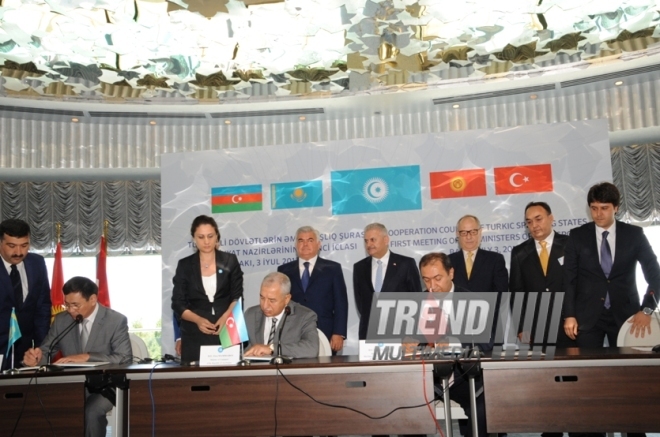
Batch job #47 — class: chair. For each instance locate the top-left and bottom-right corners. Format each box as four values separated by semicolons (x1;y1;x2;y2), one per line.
616;313;660;347
129;333;150;360
317;329;332;357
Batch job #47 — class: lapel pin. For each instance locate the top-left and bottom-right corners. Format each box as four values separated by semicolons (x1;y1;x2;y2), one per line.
218;269;223;274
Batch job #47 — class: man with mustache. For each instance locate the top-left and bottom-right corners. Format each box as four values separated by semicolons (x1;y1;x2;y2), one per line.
0;218;51;370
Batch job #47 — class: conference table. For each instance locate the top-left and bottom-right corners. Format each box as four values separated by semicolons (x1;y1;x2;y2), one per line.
2;348;659;436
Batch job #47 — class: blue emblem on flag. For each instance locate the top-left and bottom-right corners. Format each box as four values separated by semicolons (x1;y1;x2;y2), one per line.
270;180;323;210
330;165;422;215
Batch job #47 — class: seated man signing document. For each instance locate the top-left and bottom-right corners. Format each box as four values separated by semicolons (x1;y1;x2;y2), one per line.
23;276;132;437
244;272;319;358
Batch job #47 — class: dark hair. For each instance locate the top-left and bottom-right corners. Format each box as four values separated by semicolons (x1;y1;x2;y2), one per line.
63;276;98;299
587;182;620;207
524;201;552;215
419;252;452;273
0;219;31;240
190;215;221;240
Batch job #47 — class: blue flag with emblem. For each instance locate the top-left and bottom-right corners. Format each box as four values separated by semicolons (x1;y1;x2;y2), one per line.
270;180;323;210
6;307;21;355
331;165;422;215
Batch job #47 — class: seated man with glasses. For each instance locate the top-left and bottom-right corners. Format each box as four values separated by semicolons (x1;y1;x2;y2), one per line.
24;276;132;437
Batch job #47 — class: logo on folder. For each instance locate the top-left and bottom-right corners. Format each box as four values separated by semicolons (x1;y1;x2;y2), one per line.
271;180;323;210
331;165;422;215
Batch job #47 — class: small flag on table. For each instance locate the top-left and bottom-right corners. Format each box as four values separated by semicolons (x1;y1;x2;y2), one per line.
6;308;21;355
219;300;249;348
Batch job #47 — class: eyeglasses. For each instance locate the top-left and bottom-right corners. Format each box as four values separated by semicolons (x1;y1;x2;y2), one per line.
63;302;84;309
458;229;480;237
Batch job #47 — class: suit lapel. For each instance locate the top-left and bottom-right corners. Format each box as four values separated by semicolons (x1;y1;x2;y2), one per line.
380;254;398;293
289;260;304;293
84;305;106;353
0;263;12;301
255;312;265;344
191;253;207;300
470;250;486;280
610;221;625;276
526;239;546;278
586;223;608;278
453;252;468;282
307;257;323;289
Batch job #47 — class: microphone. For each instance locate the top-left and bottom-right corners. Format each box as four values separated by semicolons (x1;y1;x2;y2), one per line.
270;306;292;365
41;314;83;371
647;291;660;353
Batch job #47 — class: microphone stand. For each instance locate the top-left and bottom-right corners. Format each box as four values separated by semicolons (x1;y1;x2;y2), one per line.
271;306;292;365
41;314;83;372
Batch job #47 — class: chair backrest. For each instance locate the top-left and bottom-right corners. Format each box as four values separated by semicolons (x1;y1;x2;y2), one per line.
616;314;660;347
129;333;150;360
317;329;332;357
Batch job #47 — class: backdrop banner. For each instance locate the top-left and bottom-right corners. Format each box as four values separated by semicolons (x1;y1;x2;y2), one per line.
160;120;611;354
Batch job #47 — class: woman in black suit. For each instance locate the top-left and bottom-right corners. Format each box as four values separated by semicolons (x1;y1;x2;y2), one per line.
172;215;243;364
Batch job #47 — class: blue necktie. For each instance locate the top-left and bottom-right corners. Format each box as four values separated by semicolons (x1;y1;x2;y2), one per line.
302;261;310;292
601;230;612;309
374;260;383;293
10;265;23;310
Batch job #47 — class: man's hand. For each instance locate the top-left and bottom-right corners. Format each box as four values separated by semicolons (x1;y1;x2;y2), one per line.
564;317;579;340
175;339;182;356
56;353;90;364
244;345;272;357
628;311;652;338
518;331;531;344
214;313;229;335
23;348;43;367
330;334;343;352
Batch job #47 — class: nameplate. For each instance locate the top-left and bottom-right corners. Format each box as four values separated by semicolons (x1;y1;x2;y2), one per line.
199;345;241;366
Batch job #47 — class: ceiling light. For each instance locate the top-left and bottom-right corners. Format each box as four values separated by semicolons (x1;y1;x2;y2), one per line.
530;94;537;100
614;80;623;86
299;116;306;121
452;104;460;109
149;120;157;125
224;120;231;125
71;118;79;123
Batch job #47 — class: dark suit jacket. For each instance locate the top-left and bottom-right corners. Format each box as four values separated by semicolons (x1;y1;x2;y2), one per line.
245;301;319;358
510;233;575;347
353;251;422;340
0;253;51;369
563;220;660;332
172;249;243;363
278;257;348;340
449;249;508;296
38;304;132;365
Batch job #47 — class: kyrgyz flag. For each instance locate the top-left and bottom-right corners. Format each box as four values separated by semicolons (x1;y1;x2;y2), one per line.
219;300;249;348
212;185;262;214
494;164;553;195
50;242;65;323
97;235;111;308
429;169;487;199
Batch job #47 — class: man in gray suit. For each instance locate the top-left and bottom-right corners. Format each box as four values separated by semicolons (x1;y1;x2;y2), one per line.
244;272;318;359
24;276;132;437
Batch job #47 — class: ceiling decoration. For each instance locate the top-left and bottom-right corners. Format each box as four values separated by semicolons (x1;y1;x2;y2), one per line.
0;0;659;105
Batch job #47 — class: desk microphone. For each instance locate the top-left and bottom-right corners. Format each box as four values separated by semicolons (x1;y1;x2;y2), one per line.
41;314;83;371
271;306;292;365
648;291;660;353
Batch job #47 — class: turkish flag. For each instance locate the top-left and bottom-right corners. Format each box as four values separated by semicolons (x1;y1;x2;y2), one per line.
429;169;487;199
494;164;553;195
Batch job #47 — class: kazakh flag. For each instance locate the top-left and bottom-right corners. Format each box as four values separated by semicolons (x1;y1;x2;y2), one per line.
6;308;21;355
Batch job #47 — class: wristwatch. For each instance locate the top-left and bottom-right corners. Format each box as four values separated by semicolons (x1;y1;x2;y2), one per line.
642;307;654;316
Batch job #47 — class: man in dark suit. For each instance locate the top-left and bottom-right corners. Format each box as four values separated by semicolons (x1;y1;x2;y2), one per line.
510;202;575;349
244;272;318;359
24;276;132;437
449;215;508;348
278;226;348;352
420;252;487;437
564;182;660;348
0;218;51;370
353;223;422;340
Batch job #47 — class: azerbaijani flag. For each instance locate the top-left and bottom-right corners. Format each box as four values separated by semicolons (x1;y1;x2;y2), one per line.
6;308;21;355
219;300;249;348
211;185;262;214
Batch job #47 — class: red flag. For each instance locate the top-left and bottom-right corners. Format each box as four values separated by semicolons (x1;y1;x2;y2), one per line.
494;164;553;195
429;169;487;199
50;242;65;323
96;236;111;307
